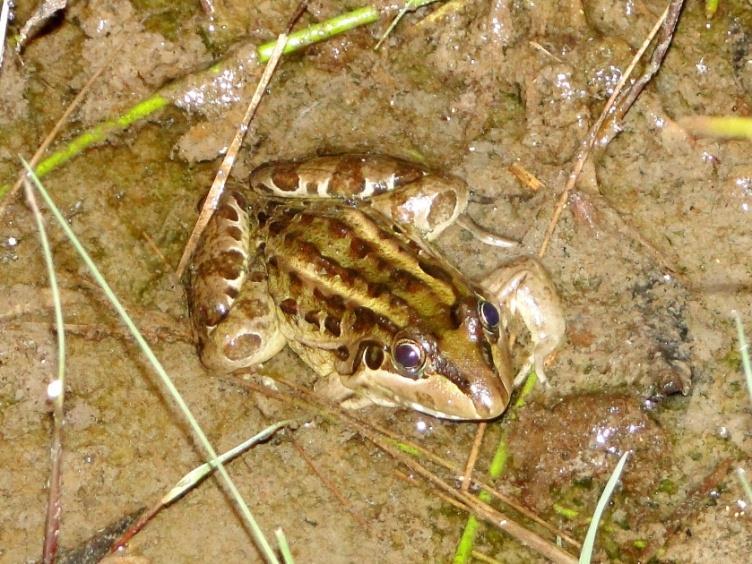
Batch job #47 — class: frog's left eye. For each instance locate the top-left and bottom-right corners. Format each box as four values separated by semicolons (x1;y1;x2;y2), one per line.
479;300;500;331
392;339;426;377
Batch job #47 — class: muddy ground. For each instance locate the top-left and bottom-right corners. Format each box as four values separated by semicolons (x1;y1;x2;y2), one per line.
1;0;751;562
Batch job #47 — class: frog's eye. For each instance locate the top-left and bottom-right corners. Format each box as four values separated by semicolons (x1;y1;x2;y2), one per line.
479;300;500;331
392;339;426;376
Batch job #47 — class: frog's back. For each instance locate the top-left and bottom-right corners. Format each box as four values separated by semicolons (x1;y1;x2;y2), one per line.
260;203;475;348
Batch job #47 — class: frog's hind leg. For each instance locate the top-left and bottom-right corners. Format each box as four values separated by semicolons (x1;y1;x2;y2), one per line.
251;153;514;244
483;257;566;387
187;191;286;373
249;154;428;200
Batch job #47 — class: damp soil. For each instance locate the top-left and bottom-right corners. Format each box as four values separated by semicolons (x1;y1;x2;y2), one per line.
1;0;751;562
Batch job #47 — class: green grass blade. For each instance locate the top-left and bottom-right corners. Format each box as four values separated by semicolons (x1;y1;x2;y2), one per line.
21;160;280;564
275;528;295;564
257;6;379;61
33;95;170;181
736;468;752;505
735;468;752;505
1;7;384;201
733;312;752;403
23;179;66;389
679;116;752;140
705;0;719;18
164;420;293;504
579;451;630;564
452;371;536;563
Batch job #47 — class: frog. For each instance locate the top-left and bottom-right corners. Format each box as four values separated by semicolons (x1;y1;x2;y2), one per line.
186;154;565;420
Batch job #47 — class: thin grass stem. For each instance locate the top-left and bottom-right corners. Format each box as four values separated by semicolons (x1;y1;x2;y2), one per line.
735;468;752;505
276;528;295;564
0;0;10;68
23;177;66;564
164;420;293;505
21;161;280;564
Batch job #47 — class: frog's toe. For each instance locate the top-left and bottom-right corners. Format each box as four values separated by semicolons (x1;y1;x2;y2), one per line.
512;355;551;388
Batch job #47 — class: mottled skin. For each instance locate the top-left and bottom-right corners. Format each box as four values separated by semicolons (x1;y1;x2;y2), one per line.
187;155;564;420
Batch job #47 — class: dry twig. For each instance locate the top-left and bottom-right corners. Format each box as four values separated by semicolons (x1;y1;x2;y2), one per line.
174;1;305;278
1;63;108;214
538;2;684;259
237;377;581;558
461;423;486;493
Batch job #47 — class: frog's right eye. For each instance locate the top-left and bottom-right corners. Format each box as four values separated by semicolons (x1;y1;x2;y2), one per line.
478;300;500;332
392;339;426;378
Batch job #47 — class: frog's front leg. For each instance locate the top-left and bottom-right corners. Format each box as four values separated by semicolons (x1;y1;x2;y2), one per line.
482;257;565;387
187;191;286;373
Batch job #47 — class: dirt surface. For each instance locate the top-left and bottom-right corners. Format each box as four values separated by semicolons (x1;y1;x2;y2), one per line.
1;0;751;562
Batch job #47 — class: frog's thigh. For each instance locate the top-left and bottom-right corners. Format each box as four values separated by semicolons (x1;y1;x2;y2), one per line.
483;257;566;387
199;258;286;373
188;191;285;372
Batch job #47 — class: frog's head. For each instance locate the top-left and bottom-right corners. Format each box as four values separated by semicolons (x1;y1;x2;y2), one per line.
345;297;513;420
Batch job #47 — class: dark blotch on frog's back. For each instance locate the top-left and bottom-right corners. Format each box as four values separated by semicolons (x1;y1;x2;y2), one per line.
418;258;456;287
303;310;320;325
225;225;243;241
349;237;372;259
391;269;425;293
324;316;342;337
279;298;298;315
216;202;239;222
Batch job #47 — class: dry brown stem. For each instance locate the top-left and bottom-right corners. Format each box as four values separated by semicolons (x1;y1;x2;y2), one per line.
175;2;309;278
461;422;486;493
237;377;581;558
1;62;108;215
538;1;685;259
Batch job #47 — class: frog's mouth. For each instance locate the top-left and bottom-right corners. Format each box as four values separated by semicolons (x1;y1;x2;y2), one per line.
346;348;510;420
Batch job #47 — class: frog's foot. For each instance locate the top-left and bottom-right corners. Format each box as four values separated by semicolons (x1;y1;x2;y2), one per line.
340;396;380;411
456;215;518;248
483;256;566;389
512;351;551;388
315;374;379;411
